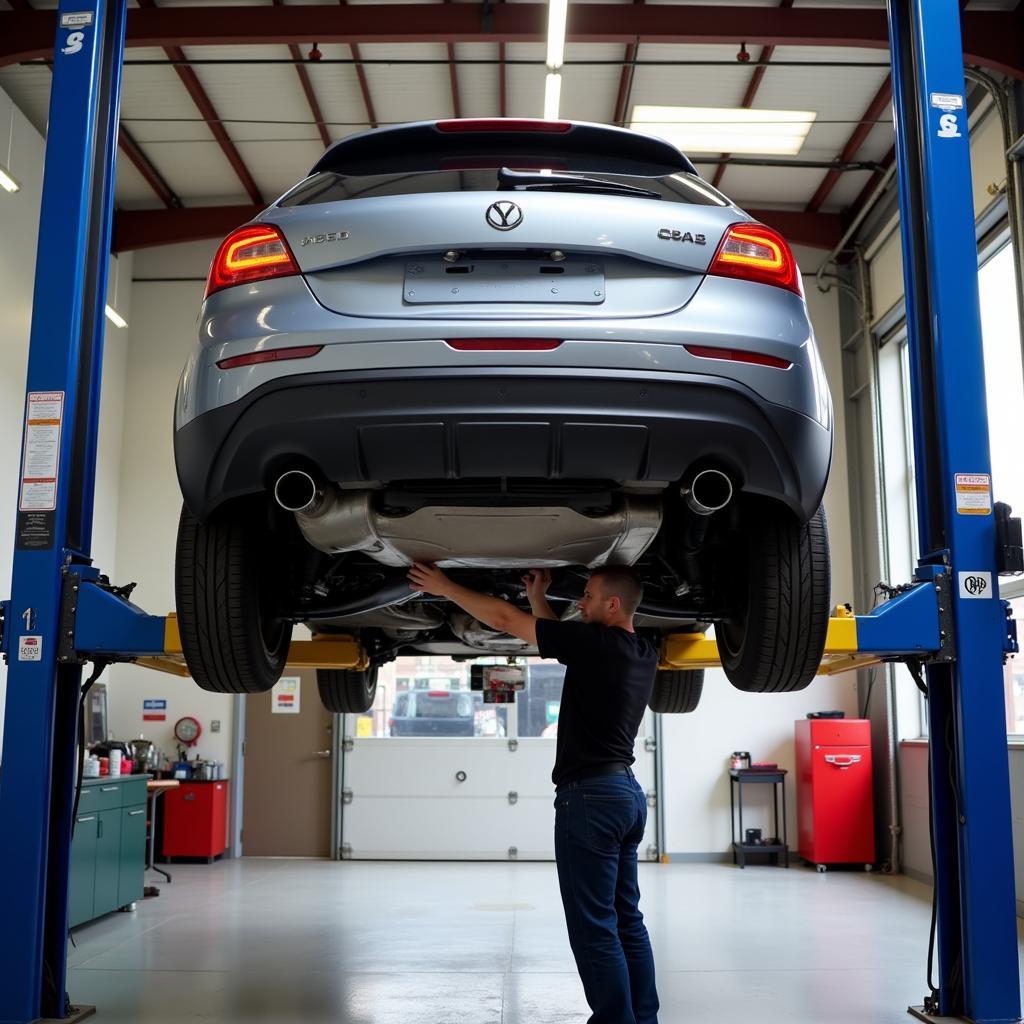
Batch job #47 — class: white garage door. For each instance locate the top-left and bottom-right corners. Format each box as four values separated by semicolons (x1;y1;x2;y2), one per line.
338;657;659;861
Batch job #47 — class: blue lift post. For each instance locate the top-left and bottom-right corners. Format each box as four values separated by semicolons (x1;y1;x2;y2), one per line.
0;1;127;1022
0;1;1019;1023
888;1;1022;1021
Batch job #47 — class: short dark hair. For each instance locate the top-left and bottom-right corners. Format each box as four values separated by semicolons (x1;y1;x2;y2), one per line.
590;565;644;616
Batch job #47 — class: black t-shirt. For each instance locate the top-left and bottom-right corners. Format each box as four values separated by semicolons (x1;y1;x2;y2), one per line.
535;618;658;787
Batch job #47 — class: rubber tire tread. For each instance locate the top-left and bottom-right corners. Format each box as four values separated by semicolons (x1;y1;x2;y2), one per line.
317;667;379;714
718;503;830;694
648;669;704;714
175;504;290;694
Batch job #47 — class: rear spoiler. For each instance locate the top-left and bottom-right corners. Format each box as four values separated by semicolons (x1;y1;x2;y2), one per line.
309;118;699;178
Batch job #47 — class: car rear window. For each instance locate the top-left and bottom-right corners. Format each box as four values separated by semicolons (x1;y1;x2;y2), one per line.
281;168;727;207
414;692;474;718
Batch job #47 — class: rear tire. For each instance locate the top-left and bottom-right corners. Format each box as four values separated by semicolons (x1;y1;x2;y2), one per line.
716;502;830;693
317;667;379;714
175;503;292;694
648;670;704;714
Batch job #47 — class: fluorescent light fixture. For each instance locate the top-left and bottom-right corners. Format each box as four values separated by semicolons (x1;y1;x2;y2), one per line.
546;0;568;69
544;73;562;121
0;165;19;193
105;305;127;329
631;105;817;156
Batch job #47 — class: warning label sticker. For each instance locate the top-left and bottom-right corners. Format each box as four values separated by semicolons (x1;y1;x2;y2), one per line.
955;473;992;516
19;392;64;512
16;392;64;550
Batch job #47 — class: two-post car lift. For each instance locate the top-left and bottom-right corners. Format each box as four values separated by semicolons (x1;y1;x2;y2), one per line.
0;1;1021;1021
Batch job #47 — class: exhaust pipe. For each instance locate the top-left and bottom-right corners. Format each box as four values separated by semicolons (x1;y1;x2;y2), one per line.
681;467;734;551
682;468;734;517
274;470;324;514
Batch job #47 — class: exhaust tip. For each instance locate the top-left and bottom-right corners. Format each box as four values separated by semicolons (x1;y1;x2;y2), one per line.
684;468;734;516
274;470;321;513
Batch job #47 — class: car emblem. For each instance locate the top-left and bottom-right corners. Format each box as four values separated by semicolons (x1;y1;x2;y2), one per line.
485;201;524;231
300;230;350;247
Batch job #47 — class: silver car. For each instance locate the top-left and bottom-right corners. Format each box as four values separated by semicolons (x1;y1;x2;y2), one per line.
173;119;832;715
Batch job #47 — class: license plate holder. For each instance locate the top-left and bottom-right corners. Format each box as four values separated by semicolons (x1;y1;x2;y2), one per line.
404;259;605;304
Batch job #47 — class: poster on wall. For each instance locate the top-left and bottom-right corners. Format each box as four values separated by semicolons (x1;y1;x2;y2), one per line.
143;698;167;722
272;677;301;714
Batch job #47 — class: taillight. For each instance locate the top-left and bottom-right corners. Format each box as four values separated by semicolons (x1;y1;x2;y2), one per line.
436;118;571;133
217;345;323;370
708;223;803;296
684;344;792;371
205;224;299;298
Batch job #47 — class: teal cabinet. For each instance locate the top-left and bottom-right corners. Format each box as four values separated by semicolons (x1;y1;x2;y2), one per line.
94;810;123;914
118;804;148;908
69;813;99;928
68;776;149;929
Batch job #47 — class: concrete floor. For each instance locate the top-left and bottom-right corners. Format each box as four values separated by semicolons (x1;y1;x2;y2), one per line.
63;858;997;1023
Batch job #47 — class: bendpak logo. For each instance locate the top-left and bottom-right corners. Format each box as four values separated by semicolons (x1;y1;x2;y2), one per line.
959;571;993;599
963;575;988;596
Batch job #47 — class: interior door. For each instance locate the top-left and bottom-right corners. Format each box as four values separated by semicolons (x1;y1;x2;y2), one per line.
243;670;333;857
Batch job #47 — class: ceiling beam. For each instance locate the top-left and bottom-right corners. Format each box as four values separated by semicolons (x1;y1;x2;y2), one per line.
113;202;841;253
271;0;330;150
612;0;643;127
6;0;179;207
113;204;264;252
499;41;507;116
447;42;462;118
3;6;1021;78
843;145;896;234
122;0;264;206
805;77;892;214
338;2;379;133
711;0;793;190
119;125;181;208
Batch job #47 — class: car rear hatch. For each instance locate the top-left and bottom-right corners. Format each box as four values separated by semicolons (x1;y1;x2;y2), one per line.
268;119;743;321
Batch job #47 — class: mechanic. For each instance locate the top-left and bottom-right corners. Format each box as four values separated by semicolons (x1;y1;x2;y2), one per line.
407;561;660;1024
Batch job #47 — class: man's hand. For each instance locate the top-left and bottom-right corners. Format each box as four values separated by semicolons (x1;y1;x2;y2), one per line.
522;567;558;621
407;561;540;646
522;568;552;603
408;561;455;597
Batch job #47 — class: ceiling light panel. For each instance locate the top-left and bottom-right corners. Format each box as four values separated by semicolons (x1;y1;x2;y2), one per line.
631;105;818;156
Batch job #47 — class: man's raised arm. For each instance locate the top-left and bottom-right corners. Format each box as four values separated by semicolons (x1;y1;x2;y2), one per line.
407;562;540;646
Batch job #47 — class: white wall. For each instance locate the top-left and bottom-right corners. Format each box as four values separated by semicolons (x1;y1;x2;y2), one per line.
102;238;238;768
661;275;860;855
0;88;130;762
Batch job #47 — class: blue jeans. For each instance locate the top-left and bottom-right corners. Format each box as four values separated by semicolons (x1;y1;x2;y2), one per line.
554;770;660;1024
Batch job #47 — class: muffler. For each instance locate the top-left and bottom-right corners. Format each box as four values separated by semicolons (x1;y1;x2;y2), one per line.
274;470;661;568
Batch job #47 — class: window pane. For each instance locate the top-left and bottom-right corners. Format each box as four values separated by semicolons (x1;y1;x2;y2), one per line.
979;244;1024;520
356;656;508;738
517;662;565;738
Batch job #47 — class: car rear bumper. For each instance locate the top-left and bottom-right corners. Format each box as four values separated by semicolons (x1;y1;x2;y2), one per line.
174;367;831;521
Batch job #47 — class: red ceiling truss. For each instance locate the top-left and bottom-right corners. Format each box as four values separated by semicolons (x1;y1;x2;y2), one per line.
2;6;1021;77
113;202;842;253
271;0;331;150
128;0;265;205
710;0;794;190
6;2;1019;251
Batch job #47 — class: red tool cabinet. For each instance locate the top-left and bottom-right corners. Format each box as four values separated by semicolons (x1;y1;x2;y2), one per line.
161;780;229;861
795;719;874;867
